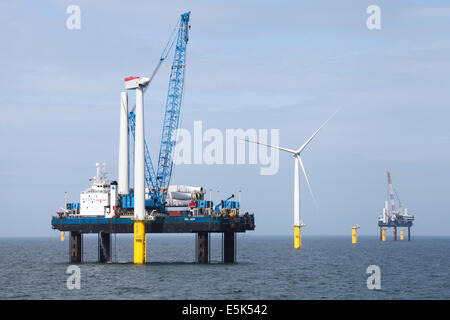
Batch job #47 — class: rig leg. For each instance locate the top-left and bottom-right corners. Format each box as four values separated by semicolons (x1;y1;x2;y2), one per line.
98;232;111;263
400;229;404;240
380;227;382;241
394;226;397;241
223;232;236;263
69;231;82;263
408;226;411;241
196;232;209;264
381;228;386;242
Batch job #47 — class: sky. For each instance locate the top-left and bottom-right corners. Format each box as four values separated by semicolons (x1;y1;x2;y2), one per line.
0;0;449;237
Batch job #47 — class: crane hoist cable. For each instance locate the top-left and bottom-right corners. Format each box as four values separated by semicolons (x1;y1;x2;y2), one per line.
129;20;179;113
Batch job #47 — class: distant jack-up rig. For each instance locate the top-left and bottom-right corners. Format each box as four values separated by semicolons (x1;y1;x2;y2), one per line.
378;171;415;241
51;12;255;264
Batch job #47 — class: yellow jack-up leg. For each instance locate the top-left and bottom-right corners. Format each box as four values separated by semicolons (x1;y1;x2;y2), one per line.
61;231;65;242
134;220;146;264
400;229;404;240
381;228;386;242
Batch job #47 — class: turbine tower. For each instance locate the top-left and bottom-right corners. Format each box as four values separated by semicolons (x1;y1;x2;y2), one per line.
246;110;337;249
125;76;150;264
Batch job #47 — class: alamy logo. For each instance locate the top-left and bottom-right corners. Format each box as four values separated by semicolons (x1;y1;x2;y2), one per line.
366;265;381;290
174;121;280;175
66;5;81;30
66;265;81;290
366;5;381;30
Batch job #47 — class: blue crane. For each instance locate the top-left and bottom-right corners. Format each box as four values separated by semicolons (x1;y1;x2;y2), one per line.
128;112;157;192
128;11;190;209
156;11;190;205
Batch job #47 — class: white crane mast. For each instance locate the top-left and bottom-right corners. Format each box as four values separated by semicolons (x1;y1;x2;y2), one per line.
387;171;396;215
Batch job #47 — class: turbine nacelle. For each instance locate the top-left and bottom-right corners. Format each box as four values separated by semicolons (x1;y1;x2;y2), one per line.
125;76;150;90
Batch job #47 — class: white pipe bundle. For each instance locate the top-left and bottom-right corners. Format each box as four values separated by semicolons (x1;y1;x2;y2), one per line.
165;199;190;207
167;191;192;201
168;185;203;193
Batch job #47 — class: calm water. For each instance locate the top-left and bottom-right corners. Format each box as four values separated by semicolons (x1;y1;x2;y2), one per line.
0;235;448;299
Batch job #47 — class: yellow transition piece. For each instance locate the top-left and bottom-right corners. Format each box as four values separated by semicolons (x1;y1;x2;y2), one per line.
352;227;357;244
134;220;146;264
294;226;302;249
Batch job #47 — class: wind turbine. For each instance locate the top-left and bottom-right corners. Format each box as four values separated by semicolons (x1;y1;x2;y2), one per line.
245;110;338;249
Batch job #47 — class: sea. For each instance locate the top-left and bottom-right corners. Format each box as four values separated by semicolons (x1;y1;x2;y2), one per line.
0;235;448;300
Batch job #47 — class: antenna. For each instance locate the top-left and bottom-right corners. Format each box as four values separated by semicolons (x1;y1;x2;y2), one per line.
96;163;100;184
238;190;242;211
102;162;107;183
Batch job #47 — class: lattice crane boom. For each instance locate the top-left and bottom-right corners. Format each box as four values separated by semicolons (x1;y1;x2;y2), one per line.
156;12;190;204
129;112;157;191
127;11;190;209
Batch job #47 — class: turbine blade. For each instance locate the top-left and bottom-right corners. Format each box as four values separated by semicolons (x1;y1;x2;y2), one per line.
297;155;317;210
296;109;339;154
242;139;296;154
